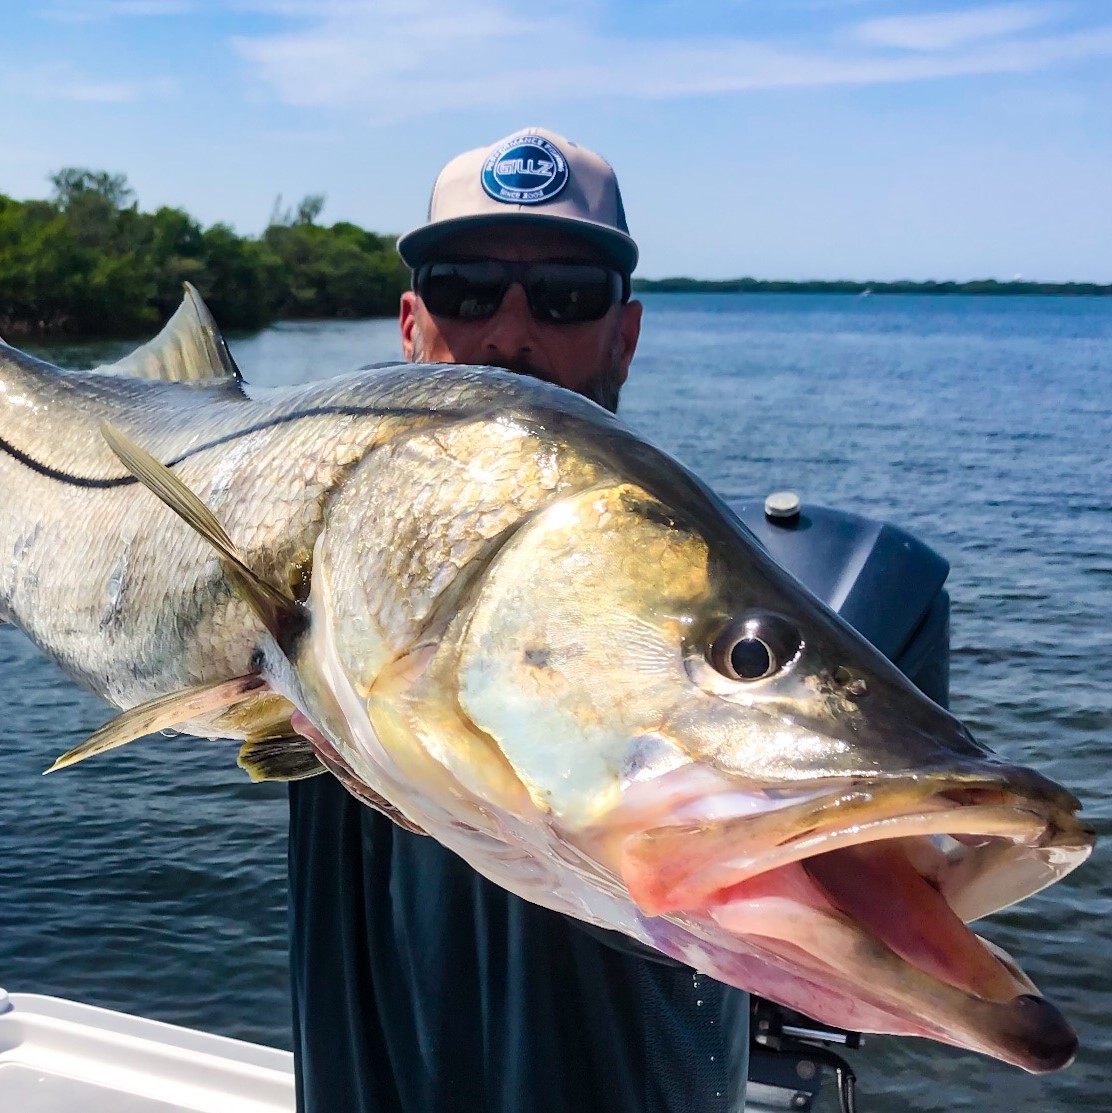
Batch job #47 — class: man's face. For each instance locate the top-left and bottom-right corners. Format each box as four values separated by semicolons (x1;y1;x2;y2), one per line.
399;226;642;411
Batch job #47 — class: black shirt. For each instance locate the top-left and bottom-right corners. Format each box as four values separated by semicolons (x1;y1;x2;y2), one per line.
288;773;749;1113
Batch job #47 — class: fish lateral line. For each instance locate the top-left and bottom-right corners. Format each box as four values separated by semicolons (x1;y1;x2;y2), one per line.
0;414;369;491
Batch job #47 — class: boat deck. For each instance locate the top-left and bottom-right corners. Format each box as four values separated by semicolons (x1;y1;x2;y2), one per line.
0;988;294;1112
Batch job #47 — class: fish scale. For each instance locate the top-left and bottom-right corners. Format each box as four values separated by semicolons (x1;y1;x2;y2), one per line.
0;341;544;712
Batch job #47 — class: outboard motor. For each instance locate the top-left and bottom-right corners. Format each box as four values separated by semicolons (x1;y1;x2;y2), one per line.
730;494;952;1113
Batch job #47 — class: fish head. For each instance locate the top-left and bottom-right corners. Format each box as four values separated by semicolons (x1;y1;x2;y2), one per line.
444;464;1091;1072
303;407;1093;1073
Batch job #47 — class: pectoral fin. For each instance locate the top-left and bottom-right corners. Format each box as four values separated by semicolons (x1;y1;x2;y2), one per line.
100;421;305;646
46;674;268;773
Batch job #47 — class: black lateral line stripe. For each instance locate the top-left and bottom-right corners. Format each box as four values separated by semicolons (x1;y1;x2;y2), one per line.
0;403;458;489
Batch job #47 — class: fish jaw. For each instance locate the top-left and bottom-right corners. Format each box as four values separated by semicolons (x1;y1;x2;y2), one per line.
619;770;1090;918
606;769;1092;1072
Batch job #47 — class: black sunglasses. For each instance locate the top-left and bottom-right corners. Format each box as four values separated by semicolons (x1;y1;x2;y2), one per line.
414;260;630;324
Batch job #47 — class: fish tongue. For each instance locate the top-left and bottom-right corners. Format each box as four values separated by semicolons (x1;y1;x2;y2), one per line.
802;841;1021;1003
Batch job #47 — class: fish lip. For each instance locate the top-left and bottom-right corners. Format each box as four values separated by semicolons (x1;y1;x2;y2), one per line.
712;915;1080;1073
1003;995;1079;1073
615;776;1092;1072
620;775;1094;920
705;889;1081;1073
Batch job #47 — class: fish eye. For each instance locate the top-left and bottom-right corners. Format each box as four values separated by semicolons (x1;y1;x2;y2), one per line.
709;615;802;682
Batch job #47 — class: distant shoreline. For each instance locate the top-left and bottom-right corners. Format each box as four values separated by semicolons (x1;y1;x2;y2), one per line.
632;278;1112;297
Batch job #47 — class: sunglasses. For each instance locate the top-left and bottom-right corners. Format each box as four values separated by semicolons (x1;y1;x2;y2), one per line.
414;260;630;324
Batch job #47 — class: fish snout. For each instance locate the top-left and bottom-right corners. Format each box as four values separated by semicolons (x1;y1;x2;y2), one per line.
995;994;1078;1073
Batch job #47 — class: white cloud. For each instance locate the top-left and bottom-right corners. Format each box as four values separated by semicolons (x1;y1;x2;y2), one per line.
40;0;193;19
232;2;573;111
853;3;1061;51
784;0;891;9
229;1;1112;118
8;64;180;103
108;0;193;12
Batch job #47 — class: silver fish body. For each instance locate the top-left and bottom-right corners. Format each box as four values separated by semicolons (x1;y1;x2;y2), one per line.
0;299;1094;1076
0;348;499;708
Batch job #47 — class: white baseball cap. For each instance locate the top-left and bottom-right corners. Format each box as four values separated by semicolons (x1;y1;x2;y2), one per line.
397;127;638;273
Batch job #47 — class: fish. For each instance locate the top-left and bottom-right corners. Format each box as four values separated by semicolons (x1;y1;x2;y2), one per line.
0;285;1093;1074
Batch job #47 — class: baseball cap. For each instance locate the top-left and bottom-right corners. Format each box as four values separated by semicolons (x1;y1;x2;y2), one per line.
397;127;638;274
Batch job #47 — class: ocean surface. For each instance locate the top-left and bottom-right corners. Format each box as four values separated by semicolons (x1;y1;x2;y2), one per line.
3;293;1110;1112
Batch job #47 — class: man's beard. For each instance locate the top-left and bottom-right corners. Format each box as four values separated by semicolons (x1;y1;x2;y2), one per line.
489;356;623;414
410;323;623;414
578;368;622;414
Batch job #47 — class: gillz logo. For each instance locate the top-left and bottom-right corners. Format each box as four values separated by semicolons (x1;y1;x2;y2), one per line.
482;135;569;205
496;158;554;178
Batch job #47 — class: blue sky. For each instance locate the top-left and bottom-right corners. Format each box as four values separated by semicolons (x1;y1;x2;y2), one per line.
2;0;1109;281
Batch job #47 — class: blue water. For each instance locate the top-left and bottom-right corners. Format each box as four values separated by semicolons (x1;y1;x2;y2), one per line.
4;294;1111;1112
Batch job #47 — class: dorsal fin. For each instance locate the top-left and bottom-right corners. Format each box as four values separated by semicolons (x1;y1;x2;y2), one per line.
95;282;244;389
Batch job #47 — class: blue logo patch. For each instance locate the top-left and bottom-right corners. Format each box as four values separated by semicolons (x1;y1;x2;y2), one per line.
481;135;569;205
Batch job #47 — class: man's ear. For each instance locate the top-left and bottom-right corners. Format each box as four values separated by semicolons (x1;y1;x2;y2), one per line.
400;290;418;360
615;299;643;387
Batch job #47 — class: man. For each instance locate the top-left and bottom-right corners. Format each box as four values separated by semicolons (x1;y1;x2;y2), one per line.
287;127;750;1113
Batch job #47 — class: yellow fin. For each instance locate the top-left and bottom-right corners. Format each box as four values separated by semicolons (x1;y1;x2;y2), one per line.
237;735;327;782
94;282;243;388
100;421;305;645
213;689;301;740
45;674;267;773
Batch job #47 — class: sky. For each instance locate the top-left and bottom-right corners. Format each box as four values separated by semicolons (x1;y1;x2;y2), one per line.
1;0;1110;281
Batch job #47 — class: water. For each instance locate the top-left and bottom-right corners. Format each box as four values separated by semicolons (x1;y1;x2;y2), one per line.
3;294;1110;1112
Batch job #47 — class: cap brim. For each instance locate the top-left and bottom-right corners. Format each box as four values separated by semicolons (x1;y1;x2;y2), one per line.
397;213;638;274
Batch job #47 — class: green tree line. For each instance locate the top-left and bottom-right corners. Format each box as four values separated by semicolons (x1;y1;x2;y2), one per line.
633;276;1112;296
0;169;410;338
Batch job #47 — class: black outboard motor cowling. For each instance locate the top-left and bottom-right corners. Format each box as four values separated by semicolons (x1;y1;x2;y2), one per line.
731;495;950;709
730;495;951;1113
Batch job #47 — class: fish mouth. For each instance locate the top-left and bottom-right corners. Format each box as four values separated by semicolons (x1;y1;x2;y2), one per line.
618;771;1094;1073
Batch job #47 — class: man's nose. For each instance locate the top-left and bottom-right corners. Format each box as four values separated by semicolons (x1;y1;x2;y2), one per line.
481;282;534;356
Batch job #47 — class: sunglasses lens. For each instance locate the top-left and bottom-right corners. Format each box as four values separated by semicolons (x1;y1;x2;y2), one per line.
417;262;624;323
527;265;621;323
418;263;507;320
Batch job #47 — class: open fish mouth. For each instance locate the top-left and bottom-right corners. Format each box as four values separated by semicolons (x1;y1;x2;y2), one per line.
617;770;1094;1073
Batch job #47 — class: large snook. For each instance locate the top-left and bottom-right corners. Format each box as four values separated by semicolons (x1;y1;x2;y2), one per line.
0;290;1093;1074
